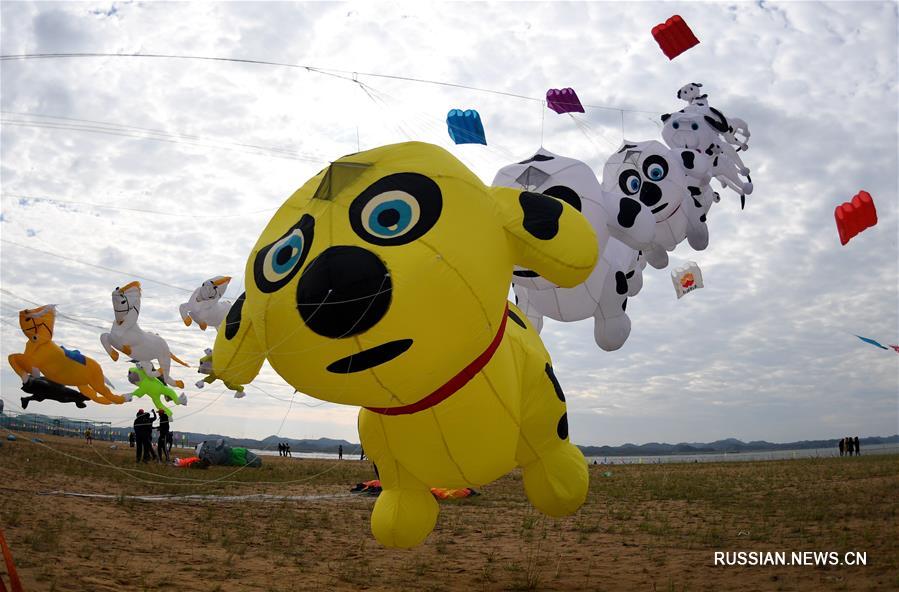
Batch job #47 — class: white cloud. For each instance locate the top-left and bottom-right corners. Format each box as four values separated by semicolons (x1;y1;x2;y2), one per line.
1;1;896;446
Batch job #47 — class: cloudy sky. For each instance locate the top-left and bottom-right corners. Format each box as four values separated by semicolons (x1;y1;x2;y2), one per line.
1;1;896;447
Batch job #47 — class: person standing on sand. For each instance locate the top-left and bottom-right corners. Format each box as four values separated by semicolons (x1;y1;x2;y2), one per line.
278;442;284;457
148;412;159;462
847;436;855;457
838;438;845;457
338;444;343;460
854;436;860;456
133;410;148;462
156;411;171;463
360;446;365;461
128;431;135;448
134;409;157;463
286;443;292;457
85;428;93;445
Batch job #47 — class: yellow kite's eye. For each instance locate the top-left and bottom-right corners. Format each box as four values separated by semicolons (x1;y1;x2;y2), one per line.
253;214;315;293
264;231;304;281
360;191;421;240
349;173;442;246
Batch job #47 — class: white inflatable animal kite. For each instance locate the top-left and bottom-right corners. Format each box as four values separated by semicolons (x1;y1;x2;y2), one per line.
100;281;189;389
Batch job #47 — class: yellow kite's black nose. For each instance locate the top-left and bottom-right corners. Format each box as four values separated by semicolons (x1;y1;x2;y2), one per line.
296;246;391;338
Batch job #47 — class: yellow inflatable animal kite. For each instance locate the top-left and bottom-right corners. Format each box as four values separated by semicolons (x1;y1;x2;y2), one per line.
213;141;598;547
8;305;125;405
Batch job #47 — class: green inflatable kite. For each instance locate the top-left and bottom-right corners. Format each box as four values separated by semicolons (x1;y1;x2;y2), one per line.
126;365;187;416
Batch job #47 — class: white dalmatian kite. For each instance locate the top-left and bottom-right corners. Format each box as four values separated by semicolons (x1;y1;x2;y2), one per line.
676;82;707;104
601;140;709;270
492;148;654;351
665;84;754;208
677;82;751;152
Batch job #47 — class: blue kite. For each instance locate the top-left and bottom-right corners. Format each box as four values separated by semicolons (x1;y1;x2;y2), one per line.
446;109;487;145
855;335;888;350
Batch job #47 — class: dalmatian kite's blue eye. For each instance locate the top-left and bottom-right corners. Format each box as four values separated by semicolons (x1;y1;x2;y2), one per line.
350;173;442;246
641;155;669;183
362;194;419;239
672;121;680;129
691;122;699;131
618;170;642;196
253;214;315;293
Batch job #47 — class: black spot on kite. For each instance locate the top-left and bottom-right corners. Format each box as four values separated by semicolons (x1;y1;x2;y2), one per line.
508;309;527;329
557;413;569;440
224;293;246;341
519;192;562;240
617;197;641;228
545;364;565;402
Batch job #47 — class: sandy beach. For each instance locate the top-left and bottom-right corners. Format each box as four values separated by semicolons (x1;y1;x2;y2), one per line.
1;434;897;591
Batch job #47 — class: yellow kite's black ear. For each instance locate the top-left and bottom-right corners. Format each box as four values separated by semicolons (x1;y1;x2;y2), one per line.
491;186;598;288
212;293;265;387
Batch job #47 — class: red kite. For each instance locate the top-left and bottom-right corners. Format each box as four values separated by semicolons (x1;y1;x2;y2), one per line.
652;15;700;60
835;191;877;245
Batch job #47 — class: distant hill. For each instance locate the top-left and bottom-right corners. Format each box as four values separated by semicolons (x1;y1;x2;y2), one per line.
1;410;895;455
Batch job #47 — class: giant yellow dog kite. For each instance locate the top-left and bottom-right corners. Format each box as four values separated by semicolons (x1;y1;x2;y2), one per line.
212;141;598;547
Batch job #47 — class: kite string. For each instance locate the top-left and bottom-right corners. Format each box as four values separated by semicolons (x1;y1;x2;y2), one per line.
355;78;523;166
1;193;278;220
540;101;546;147
565;113;618;154
0;117;320;163
0;53;662;114
1;239;192;293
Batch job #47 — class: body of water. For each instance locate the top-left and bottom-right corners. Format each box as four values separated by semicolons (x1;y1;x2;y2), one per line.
250;448;365;461
248;443;899;465
584;443;899;465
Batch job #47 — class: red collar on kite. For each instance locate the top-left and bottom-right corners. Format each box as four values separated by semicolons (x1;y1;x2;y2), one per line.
365;304;509;416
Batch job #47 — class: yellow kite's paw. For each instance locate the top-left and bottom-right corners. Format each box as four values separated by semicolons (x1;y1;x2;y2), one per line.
521;443;588;518
370;488;439;548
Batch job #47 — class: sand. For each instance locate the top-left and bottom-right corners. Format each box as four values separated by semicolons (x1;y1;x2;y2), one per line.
1;434;897;591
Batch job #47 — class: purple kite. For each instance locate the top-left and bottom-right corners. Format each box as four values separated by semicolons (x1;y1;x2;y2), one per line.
546;88;585;114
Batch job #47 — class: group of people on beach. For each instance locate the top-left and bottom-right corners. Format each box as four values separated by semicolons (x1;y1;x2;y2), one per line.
276;442;362;460
129;408;173;463
839;436;861;457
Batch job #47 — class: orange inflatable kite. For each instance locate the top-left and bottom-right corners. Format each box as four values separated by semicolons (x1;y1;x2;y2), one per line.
8;305;124;405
